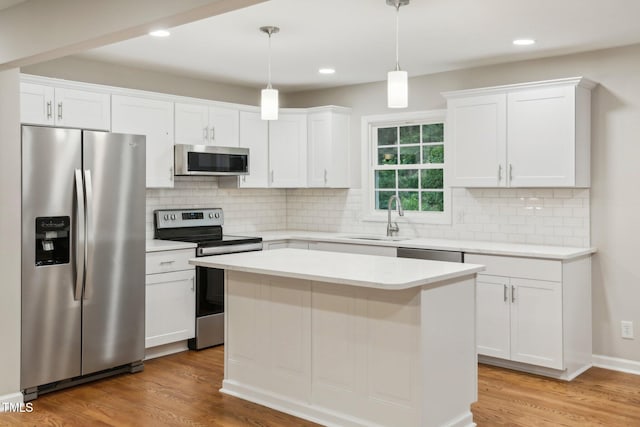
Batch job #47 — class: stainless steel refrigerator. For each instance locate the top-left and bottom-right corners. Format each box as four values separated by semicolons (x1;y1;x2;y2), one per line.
21;125;146;400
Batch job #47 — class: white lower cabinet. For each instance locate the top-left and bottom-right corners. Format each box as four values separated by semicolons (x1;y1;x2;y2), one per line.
145;248;195;350
476;274;562;369
467;253;591;380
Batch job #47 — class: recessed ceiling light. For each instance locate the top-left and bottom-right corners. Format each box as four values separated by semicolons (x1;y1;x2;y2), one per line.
149;29;171;38
513;38;536;46
318;68;336;75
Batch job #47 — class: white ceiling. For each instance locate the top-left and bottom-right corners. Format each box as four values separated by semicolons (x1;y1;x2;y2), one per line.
78;0;640;92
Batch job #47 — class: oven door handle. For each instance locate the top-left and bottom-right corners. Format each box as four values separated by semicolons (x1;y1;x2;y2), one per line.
197;242;263;256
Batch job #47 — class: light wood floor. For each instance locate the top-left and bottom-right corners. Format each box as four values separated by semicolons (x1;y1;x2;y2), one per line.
3;346;640;426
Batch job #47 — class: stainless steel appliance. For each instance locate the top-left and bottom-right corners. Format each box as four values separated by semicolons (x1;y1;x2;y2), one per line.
397;247;464;263
174;144;249;176
21;125;146;401
154;208;262;349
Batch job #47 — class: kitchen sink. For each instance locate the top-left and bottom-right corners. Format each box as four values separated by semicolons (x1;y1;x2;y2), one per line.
340;234;407;242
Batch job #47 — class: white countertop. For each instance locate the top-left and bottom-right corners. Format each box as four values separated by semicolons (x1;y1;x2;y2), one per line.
189;248;485;290
146;239;197;253
257;230;596;260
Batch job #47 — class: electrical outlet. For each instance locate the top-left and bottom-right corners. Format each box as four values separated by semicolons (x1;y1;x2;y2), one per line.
621;321;634;339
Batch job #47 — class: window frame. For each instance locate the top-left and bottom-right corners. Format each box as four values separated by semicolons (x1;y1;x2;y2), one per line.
361;110;451;225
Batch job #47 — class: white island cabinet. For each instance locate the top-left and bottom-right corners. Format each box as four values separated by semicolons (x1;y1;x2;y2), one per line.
191;248;484;427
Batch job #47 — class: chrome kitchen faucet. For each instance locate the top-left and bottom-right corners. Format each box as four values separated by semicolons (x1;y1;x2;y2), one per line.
386;195;404;237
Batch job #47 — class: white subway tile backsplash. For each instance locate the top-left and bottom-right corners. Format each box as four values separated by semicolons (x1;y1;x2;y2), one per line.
284;187;590;247
146;180;590;248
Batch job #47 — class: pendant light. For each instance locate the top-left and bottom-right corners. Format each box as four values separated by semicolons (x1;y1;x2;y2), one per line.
387;0;409;108
260;26;280;120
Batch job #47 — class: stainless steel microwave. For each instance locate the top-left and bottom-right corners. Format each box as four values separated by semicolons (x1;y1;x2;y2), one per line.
174;144;249;176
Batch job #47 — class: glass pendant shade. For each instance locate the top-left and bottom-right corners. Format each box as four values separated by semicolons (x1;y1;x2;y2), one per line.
387;70;408;108
261;88;279;120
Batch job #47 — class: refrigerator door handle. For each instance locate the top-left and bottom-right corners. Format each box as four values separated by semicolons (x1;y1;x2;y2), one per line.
74;169;85;301
84;169;94;300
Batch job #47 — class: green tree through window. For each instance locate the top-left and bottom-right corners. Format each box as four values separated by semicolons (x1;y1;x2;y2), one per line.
373;122;445;212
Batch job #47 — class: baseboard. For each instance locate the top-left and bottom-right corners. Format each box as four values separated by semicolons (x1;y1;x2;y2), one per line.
0;392;24;412
592;354;640;376
144;340;189;360
478;355;590;381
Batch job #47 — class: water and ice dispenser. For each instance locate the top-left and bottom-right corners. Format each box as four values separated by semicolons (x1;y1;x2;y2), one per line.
35;216;70;266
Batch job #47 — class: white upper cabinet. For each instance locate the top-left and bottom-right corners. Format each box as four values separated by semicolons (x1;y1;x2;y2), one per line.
238;110;269;188
111;95;175;188
269;112;308;188
444;77;595;188
20;82;110;130
174;102;239;147
307;107;350;188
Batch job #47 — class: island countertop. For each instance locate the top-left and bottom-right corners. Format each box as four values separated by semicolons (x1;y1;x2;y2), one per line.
189;248;484;290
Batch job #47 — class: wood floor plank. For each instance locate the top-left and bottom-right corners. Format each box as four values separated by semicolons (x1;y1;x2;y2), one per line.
2;347;640;426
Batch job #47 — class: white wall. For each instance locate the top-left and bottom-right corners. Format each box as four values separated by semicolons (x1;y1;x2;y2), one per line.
286;43;640;362
0;69;22;400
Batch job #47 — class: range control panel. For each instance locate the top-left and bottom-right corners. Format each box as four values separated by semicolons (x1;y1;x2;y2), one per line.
155;208;224;229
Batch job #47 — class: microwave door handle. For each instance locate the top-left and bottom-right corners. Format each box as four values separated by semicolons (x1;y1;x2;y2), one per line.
83;170;94;300
74;169;85;301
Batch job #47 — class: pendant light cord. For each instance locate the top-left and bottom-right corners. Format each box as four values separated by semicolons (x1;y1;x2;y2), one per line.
395;2;400;71
267;30;273;89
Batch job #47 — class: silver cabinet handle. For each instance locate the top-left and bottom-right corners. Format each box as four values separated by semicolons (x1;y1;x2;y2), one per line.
84;170;94;300
324;169;328;184
509;164;513;182
503;284;507;302
74;169;85;301
210;126;215;142
498;164;502;181
242;175;246;183
46;101;52;119
203;127;208;142
57;102;63;120
159;260;175;265
169;166;173;181
271;170;274;183
191;276;195;292
511;284;516;303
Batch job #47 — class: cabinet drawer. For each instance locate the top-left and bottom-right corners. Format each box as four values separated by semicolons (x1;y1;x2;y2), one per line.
146;249;195;274
465;253;561;282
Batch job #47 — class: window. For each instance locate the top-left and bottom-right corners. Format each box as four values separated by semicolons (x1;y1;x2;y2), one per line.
364;110;450;224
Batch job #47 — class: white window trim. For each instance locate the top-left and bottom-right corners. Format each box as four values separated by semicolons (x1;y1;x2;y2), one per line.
360;109;452;225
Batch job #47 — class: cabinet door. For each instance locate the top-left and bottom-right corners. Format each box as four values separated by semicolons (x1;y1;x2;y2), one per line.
175;102;209;145
269;112;307;188
510;278;563;369
239;111;269;187
20;82;54;125
145;270;195;348
446;94;506;187
307;111;331;187
112;95;174;188
208;106;239;147
507;86;575;187
54;87;110;130
475;274;511;359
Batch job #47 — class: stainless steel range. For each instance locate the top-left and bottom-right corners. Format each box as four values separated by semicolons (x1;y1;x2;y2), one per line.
154;208;262;350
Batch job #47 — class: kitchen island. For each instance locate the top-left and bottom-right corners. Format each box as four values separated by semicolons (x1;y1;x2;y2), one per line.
190;249;484;427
